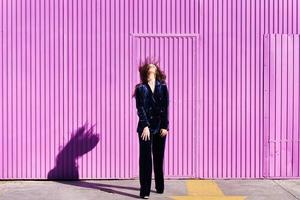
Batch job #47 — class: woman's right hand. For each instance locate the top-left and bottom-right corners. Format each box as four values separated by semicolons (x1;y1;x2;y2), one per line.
141;126;150;141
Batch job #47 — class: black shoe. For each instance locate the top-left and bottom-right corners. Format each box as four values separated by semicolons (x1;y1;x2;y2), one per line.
156;189;164;194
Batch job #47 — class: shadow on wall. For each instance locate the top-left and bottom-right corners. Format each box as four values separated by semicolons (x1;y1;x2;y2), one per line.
47;123;100;180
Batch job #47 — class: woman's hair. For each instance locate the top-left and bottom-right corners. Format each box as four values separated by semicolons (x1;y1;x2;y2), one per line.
132;57;167;98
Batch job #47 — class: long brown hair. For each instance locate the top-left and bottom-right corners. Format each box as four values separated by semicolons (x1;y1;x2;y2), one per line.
132;57;167;98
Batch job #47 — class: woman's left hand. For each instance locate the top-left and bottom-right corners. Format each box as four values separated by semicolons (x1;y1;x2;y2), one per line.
160;129;168;137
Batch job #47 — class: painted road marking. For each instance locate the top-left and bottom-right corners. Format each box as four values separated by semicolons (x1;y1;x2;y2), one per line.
171;180;246;200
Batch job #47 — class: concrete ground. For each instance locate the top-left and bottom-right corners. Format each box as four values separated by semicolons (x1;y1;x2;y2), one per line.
0;179;299;200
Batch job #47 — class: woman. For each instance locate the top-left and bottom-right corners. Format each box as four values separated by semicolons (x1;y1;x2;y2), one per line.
132;58;169;199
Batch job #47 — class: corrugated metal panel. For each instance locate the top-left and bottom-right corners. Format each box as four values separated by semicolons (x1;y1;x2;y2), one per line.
130;34;200;178
0;0;200;180
197;0;300;179
0;0;135;179
1;0;300;179
263;34;300;178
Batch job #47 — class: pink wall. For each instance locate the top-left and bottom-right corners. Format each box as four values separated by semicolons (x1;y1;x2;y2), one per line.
0;0;300;179
131;34;200;178
263;34;300;178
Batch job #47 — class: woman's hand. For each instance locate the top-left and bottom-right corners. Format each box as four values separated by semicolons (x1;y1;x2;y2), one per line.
160;129;168;137
141;126;150;141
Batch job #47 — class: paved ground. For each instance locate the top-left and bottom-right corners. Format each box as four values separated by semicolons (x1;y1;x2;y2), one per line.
0;179;299;200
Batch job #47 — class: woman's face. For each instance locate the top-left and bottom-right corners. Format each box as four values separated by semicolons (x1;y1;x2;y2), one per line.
147;64;157;80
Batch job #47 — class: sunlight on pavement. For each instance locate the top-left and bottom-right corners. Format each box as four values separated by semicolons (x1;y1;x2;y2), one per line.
170;180;246;200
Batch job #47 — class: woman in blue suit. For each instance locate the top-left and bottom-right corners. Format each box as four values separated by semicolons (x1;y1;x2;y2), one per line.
132;58;169;199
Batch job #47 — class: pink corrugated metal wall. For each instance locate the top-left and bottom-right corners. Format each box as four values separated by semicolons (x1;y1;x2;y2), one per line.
263;34;300;178
130;34;200;178
0;0;300;179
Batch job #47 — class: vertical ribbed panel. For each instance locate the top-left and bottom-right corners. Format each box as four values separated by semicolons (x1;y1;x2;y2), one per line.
264;34;300;178
197;0;300;179
1;0;300;179
130;34;199;178
0;0;134;179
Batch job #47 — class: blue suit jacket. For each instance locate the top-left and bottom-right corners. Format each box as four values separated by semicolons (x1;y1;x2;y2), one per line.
134;80;169;134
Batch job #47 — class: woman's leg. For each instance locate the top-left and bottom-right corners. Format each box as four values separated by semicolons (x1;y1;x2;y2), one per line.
152;133;166;193
138;132;153;196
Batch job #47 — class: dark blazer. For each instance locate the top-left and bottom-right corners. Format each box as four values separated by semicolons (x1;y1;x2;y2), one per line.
134;80;169;134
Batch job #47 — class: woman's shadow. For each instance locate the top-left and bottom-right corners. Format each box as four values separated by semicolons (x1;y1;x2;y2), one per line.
47;122;99;180
47;122;147;198
57;180;153;198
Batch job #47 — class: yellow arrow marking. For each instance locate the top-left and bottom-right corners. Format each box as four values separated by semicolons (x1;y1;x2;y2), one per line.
170;180;246;200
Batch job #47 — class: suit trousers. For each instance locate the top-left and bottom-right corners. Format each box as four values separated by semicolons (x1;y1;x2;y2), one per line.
138;131;166;196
